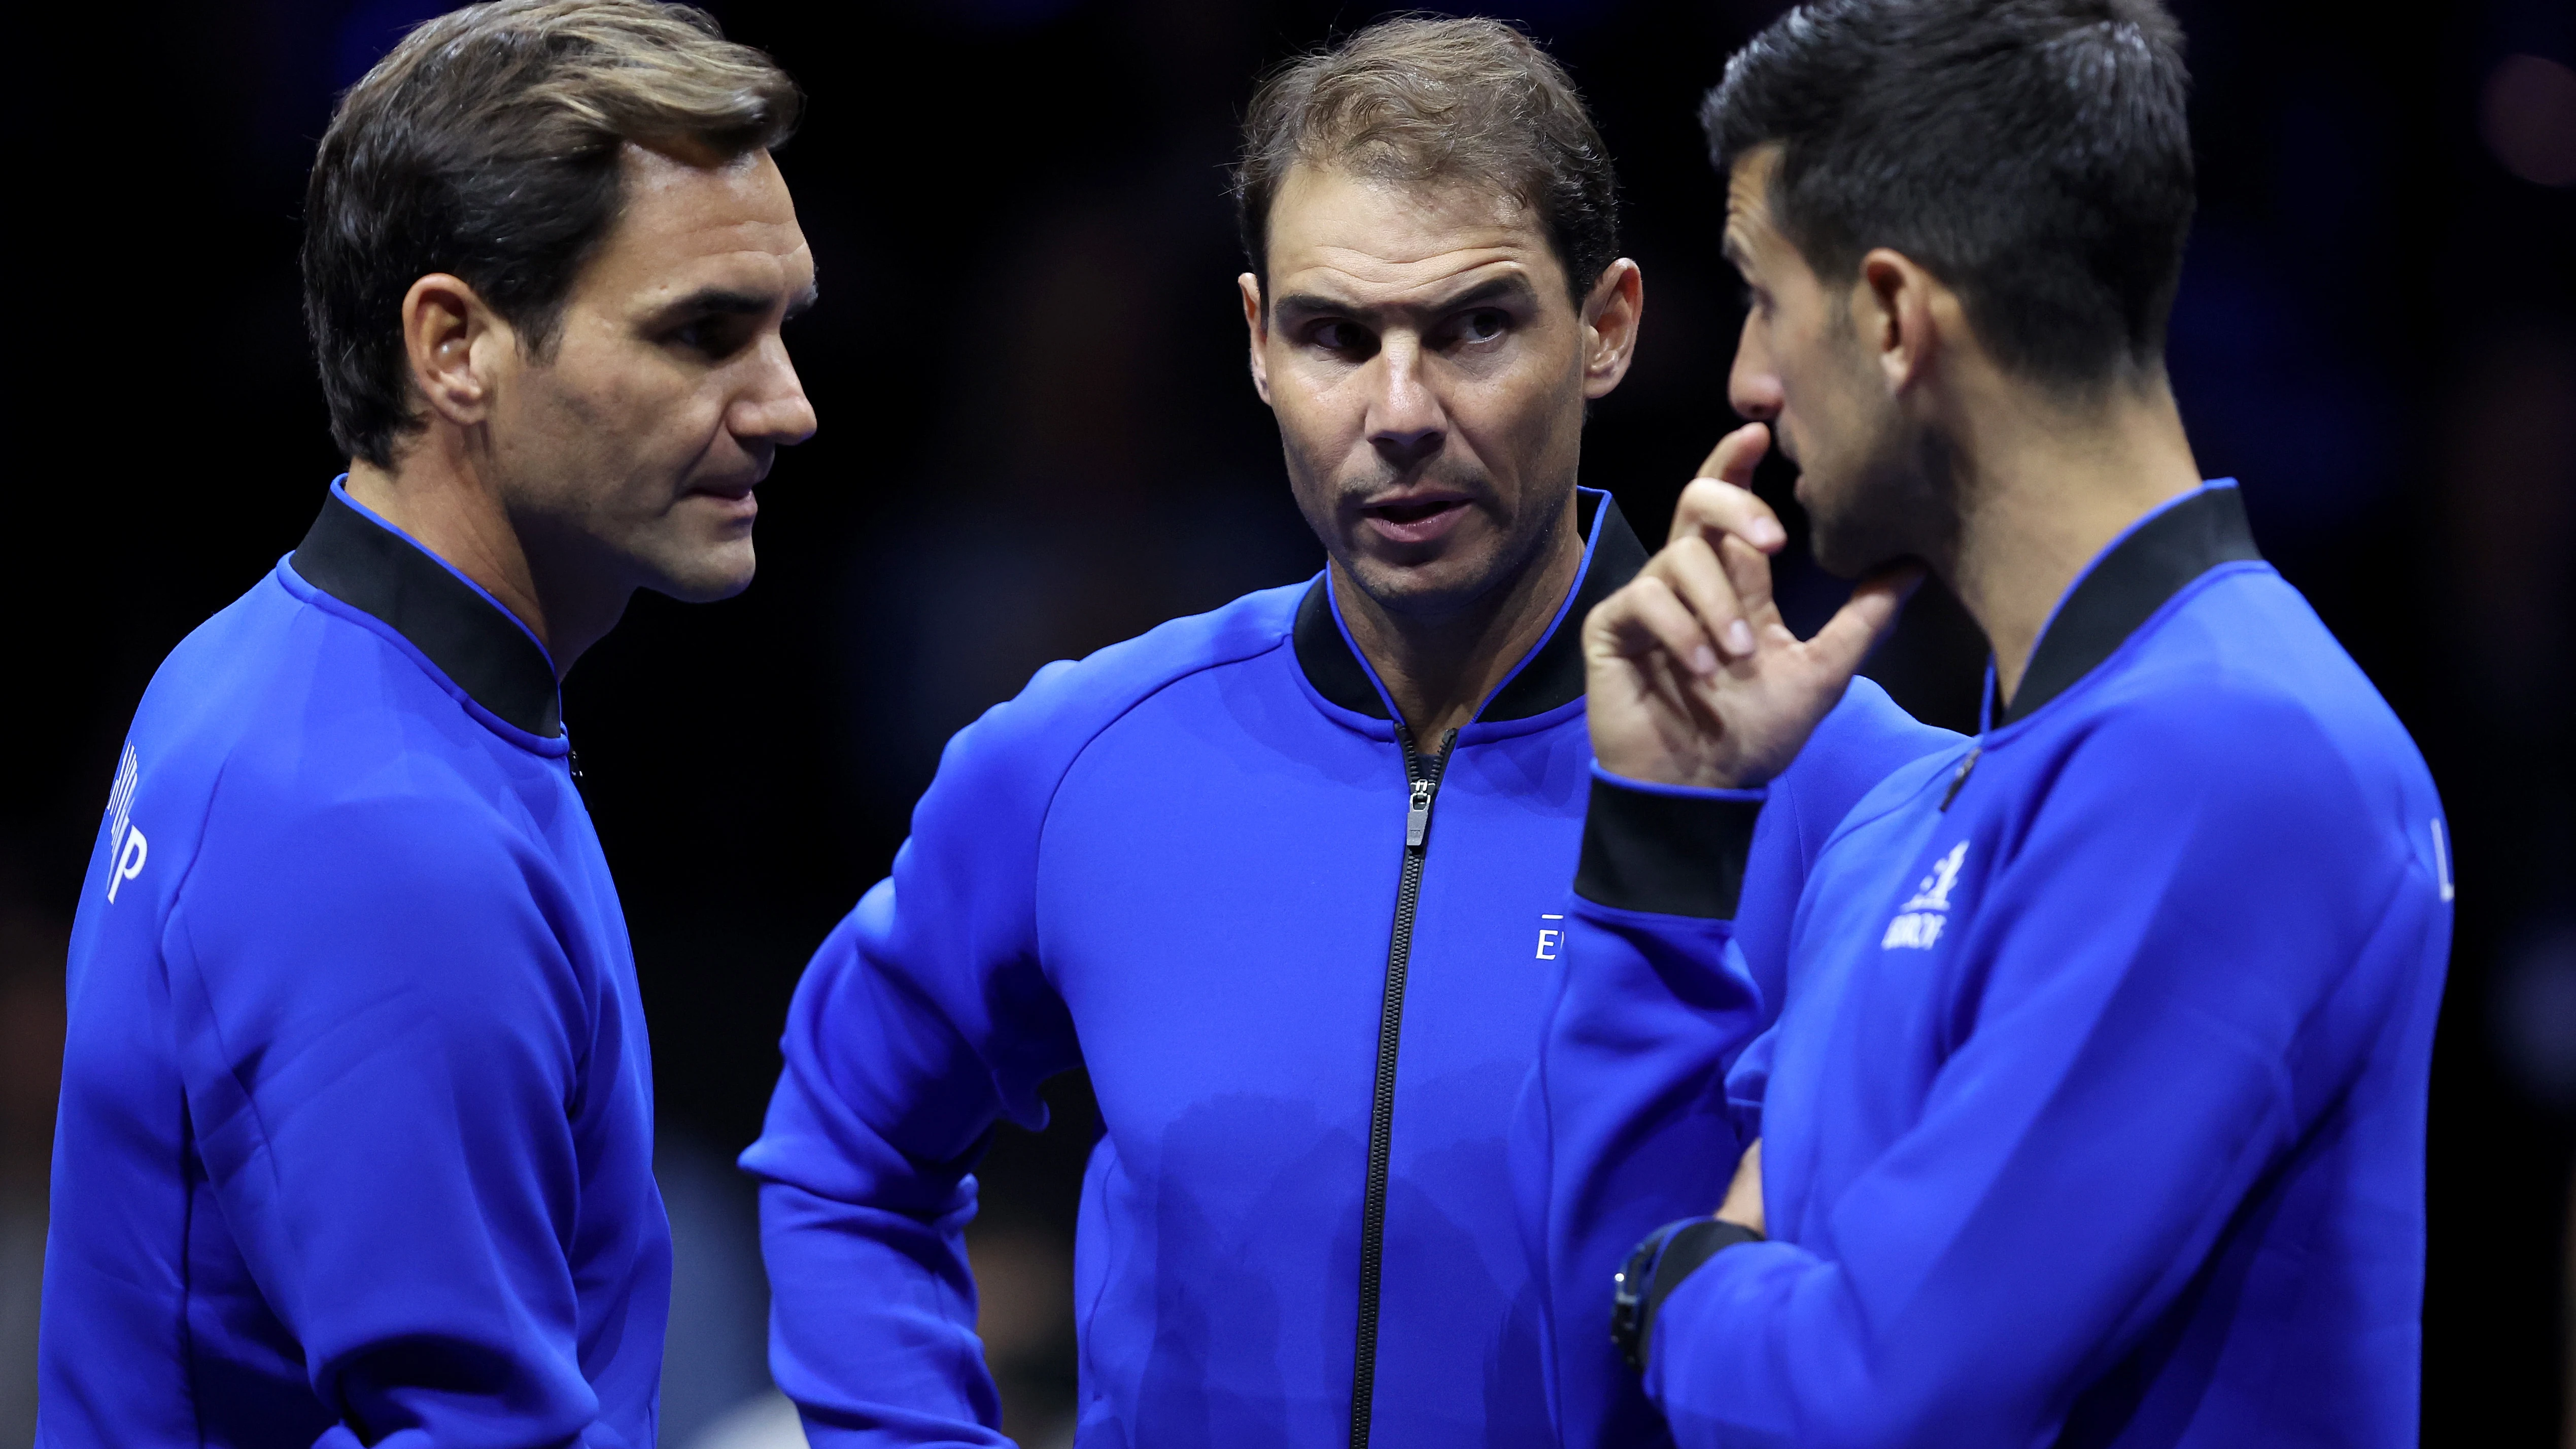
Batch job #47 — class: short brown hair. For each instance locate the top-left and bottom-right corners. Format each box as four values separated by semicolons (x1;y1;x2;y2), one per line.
1232;16;1619;306
304;0;800;467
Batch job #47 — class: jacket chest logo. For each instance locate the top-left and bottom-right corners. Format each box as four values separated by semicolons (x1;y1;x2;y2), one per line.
1881;841;1968;950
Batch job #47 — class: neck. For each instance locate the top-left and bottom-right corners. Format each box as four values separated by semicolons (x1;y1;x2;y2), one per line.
1335;495;1586;743
344;433;625;677
1932;370;2204;706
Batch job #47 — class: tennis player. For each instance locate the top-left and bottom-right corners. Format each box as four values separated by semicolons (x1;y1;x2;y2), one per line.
743;17;1948;1448
1540;2;2452;1445
38;4;813;1444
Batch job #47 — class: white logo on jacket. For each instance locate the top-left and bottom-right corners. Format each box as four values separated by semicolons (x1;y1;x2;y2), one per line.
104;743;149;904
1882;841;1968;950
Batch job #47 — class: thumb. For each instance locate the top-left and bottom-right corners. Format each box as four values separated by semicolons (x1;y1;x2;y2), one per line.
1804;563;1925;680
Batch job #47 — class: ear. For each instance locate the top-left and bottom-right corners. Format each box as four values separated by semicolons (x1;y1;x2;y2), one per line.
399;272;513;428
1579;258;1645;400
1239;272;1273;406
1853;248;1944;397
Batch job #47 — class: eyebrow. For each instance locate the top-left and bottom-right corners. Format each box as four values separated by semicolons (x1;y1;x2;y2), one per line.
657;281;820;321
1273;271;1539;322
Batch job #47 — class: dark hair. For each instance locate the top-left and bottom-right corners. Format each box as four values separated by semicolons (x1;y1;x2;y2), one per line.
1232;16;1620;307
1704;0;2193;389
304;0;800;467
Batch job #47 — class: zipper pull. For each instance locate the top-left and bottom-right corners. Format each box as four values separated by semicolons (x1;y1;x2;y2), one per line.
1405;778;1435;848
1938;746;1979;811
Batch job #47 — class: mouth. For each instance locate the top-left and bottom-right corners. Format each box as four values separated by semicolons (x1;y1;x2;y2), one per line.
1356;490;1474;546
685;478;761;527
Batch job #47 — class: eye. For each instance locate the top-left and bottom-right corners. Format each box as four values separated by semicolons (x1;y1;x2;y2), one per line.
1459;308;1508;341
1311;320;1372;355
666;315;755;359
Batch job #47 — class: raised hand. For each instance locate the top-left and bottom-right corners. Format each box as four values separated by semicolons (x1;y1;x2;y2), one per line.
1584;423;1920;789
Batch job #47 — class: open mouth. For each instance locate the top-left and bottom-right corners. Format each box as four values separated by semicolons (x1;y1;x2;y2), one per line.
1358;493;1473;545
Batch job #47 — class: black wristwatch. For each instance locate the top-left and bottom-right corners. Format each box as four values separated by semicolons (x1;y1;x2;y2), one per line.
1610;1217;1765;1372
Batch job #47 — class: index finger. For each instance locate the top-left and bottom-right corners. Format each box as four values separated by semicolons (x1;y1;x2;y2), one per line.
1693;422;1770;491
1671;476;1788;555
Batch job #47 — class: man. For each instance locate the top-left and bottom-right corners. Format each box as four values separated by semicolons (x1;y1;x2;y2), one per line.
38;3;814;1443
1538;1;2452;1445
744;17;1948;1448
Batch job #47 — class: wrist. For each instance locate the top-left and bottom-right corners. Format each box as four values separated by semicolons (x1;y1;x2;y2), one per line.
1575;767;1766;918
1610;1217;1766;1373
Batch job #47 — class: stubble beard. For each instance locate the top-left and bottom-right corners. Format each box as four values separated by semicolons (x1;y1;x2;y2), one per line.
1805;406;1962;581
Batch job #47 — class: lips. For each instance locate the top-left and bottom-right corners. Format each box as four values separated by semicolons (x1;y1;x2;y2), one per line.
1358;492;1473;547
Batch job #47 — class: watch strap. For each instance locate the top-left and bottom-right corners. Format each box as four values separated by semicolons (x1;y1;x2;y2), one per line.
1611;1217;1764;1372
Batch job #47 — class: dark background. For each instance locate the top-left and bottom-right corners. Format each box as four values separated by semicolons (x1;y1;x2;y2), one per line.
4;2;2571;1445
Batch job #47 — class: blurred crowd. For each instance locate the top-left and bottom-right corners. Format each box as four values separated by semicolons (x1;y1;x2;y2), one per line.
3;1;2569;1445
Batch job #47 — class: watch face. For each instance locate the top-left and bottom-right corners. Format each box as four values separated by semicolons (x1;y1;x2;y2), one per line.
1612;1230;1667;1371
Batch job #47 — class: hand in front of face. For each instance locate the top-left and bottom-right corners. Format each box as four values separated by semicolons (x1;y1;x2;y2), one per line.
1584;423;1921;789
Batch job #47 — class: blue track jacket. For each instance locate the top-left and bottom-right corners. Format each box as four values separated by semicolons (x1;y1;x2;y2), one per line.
40;484;669;1449
1533;482;2451;1449
742;490;1954;1448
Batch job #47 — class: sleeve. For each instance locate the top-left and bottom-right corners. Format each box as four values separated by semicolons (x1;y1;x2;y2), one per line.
167;791;611;1448
739;695;1085;1448
1514;681;1958;1449
1514;769;1767;1449
1643;700;2428;1449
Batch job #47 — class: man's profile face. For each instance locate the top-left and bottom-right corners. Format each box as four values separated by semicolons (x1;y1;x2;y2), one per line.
485;144;817;603
1243;164;1609;619
1723;146;1925;577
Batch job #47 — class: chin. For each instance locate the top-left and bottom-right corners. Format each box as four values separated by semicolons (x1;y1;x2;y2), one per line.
1342;542;1511;619
1802;436;1952;580
648;542;759;603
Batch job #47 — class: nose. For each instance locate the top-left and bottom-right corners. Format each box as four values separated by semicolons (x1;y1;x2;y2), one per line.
1366;332;1446;473
734;336;818;448
1728;309;1782;423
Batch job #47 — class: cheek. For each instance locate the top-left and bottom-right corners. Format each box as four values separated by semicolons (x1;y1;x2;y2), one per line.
1456;348;1577;468
1269;366;1365;469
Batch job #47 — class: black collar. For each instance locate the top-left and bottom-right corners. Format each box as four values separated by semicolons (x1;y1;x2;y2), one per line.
1294;491;1648;723
2001;484;2262;726
291;490;564;737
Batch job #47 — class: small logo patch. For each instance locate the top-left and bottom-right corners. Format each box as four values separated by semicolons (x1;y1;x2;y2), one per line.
105;743;149;904
1882;841;1968;951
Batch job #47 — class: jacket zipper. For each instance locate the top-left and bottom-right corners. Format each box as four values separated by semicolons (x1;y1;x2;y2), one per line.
1349;722;1457;1449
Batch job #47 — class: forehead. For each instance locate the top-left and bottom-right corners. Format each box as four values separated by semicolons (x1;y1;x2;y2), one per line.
1266;162;1565;304
582;144;811;294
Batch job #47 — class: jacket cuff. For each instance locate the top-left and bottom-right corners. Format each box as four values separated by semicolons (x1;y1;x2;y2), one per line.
1575;767;1765;918
1643;1218;1764;1364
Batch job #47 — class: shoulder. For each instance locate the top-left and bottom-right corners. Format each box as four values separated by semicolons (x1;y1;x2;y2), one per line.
121;570;527;875
2034;622;2438;893
2080;571;2433;811
1802;676;1962;781
1773;676;1965;844
924;581;1304;807
139;564;520;785
159;578;559;938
